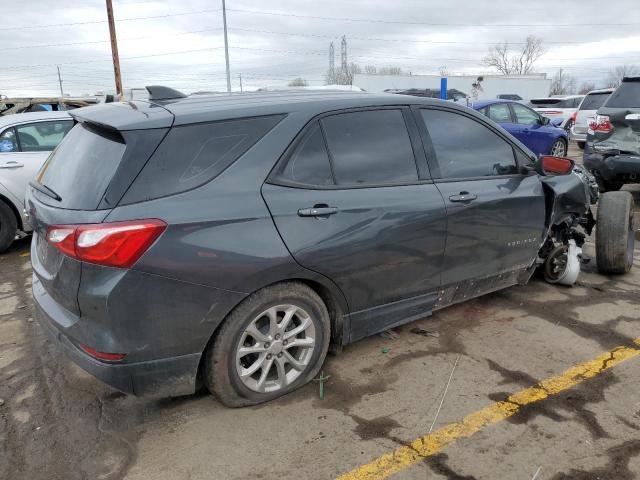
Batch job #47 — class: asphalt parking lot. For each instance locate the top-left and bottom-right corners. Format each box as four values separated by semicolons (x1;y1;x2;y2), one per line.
2;144;640;480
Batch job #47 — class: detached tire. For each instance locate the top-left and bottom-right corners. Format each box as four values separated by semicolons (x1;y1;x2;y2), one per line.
204;282;330;407
596;191;635;275
0;201;18;253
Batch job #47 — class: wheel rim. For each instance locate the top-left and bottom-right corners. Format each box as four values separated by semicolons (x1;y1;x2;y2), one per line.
551;140;566;157
235;304;316;393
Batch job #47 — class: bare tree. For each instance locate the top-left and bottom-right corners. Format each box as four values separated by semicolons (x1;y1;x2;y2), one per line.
326;62;362;85
578;82;596;94
378;66;402;75
288;77;308;87
606;65;639;88
549;69;576;95
482;36;544;75
364;65;377;74
439;65;449;76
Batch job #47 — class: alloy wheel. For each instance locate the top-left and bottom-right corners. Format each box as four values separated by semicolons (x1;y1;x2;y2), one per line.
235;304;316;393
551;140;567;157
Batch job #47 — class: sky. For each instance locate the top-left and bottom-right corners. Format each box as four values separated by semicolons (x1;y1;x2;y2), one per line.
1;0;639;97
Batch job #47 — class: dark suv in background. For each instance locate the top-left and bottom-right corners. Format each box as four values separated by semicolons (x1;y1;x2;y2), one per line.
584;77;640;191
27;88;632;407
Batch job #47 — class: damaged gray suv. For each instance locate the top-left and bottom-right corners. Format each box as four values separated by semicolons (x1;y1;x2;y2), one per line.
27;87;634;406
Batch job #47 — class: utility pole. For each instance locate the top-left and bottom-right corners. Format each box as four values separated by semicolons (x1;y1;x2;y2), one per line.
56;65;64;98
222;0;231;93
238;74;243;92
105;0;123;100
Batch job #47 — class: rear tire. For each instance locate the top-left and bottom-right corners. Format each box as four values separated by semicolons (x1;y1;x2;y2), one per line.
0;201;18;253
204;282;331;407
596;191;635;275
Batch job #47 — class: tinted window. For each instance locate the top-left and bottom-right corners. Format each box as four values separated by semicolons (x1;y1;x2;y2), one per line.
486;103;512;123
421;109;517;178
36;123;126;209
605;81;640;108
123;115;284;203
16;120;73;152
512;104;540;125
321;110;418;185
580;92;611;110
280;124;333;186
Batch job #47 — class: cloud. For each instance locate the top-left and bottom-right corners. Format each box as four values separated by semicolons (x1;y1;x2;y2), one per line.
1;0;639;96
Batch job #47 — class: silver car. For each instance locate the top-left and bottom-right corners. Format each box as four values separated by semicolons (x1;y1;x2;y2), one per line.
530;95;584;130
0;111;73;252
570;88;614;149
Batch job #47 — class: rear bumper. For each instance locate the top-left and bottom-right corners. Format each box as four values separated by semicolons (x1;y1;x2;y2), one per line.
33;274;204;396
583;153;640;182
570;127;587;143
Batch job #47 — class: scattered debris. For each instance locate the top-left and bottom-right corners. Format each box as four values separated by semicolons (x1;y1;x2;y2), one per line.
379;329;399;340
0;398;4;407
531;466;542;480
381;347;390;354
410;327;440;338
428;355;461;433
314;371;330;400
17;305;26;309
27;317;34;323
19;252;30;258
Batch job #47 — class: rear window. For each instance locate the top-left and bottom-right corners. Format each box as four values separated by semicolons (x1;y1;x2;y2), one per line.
36;123;126;209
580;92;611;110
121;115;284;204
605;81;640;108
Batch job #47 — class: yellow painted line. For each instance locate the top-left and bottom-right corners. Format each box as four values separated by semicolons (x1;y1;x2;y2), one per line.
337;339;640;480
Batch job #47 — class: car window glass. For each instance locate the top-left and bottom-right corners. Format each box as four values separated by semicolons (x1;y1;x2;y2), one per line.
487;104;512;123
421;109;517;178
321;109;418;186
16;121;73;152
605;82;640;108
280;123;334;186
0;127;18;153
580;93;610;110
512;104;540;125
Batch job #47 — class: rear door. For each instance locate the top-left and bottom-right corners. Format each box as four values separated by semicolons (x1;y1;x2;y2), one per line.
262;107;447;340
0;119;73;201
415;107;545;287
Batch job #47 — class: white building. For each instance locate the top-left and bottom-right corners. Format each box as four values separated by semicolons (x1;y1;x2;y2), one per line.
353;73;551;102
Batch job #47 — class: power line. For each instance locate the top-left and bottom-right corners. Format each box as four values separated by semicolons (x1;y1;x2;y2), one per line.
226;8;640;27
0;8;221;31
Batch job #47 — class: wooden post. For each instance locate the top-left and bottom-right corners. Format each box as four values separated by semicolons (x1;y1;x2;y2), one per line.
105;0;123;100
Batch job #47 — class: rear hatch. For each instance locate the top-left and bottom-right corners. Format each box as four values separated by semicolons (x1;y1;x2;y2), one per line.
574;91;612;134
591;79;640;154
26;101;172;315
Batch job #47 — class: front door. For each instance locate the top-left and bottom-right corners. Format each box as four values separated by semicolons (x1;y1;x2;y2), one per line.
0;120;73;201
262;108;447;341
416;107;546;287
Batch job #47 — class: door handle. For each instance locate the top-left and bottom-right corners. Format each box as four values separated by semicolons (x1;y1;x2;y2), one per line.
449;192;477;203
298;205;339;217
0;161;24;169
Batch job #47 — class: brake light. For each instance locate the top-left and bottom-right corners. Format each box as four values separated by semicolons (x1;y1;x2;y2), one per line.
589;114;613;133
570;111;577;123
543;111;562;115
79;344;126;361
46;219;166;268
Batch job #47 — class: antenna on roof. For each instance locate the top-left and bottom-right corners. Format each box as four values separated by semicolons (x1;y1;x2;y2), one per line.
145;85;187;101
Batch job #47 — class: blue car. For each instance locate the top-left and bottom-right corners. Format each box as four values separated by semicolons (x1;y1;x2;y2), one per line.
473;100;568;157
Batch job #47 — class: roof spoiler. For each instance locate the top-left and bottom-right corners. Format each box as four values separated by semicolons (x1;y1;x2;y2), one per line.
145;85;188;101
622;77;640;82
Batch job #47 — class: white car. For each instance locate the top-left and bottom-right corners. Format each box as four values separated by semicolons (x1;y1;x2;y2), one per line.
529;95;584;130
0;111;73;252
570;88;614;149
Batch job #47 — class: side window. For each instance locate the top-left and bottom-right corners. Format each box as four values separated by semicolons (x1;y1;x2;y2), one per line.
512;104;540;126
421;109;517;179
0;127;18;153
122;114;284;203
279;123;334;186
487;104;512;123
321;109;419;186
15;120;73;152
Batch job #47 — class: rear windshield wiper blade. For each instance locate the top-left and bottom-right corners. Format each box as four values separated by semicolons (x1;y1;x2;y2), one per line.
29;180;62;202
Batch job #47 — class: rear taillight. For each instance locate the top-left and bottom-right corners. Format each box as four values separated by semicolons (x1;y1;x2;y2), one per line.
46;219;167;268
570;111;577;123
79;344;126;361
588;114;613;133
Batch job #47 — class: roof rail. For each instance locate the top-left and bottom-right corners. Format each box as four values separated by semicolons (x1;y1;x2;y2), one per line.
145;85;188;101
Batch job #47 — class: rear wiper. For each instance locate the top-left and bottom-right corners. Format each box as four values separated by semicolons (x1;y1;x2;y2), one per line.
29;180;62;202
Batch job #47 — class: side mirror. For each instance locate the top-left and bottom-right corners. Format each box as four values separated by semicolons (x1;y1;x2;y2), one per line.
539;116;550;126
536;155;574;175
